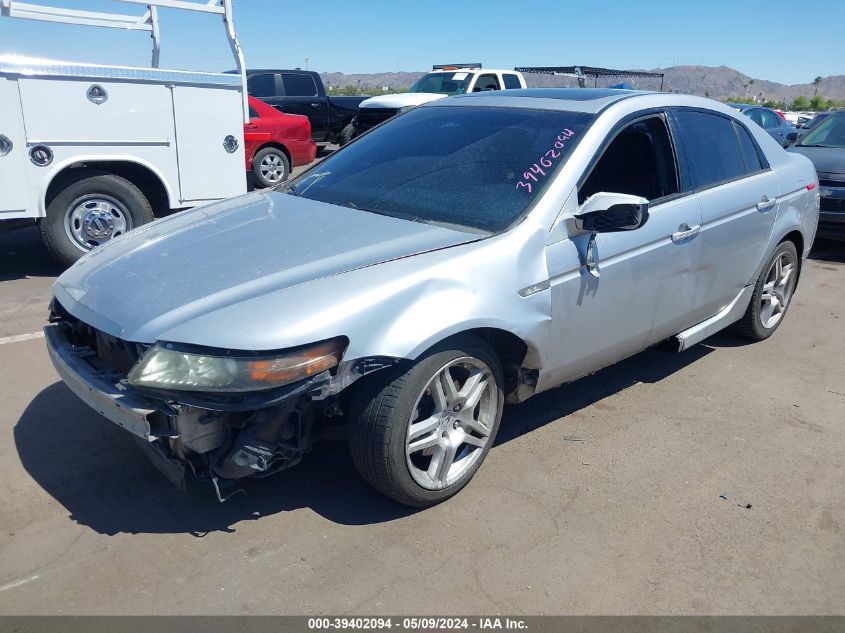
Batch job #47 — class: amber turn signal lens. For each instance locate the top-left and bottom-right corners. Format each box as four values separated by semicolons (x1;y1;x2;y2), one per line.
246;339;345;383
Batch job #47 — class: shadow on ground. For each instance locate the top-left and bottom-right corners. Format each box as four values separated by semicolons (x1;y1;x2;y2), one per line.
0;225;64;281
16;337;721;536
808;238;845;264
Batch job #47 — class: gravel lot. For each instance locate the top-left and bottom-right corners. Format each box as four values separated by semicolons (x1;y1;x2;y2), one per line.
0;215;843;615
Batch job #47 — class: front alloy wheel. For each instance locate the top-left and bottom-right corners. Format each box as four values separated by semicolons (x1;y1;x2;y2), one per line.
349;337;504;506
405;357;498;491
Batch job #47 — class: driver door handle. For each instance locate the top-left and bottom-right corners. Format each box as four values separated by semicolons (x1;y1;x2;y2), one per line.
757;196;777;212
671;224;701;243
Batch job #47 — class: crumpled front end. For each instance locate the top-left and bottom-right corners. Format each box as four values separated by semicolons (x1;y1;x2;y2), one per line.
44;300;391;501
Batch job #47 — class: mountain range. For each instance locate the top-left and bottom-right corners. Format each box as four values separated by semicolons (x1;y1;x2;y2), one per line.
320;65;845;102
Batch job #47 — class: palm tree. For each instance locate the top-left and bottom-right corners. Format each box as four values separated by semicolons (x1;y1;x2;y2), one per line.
813;76;822;96
743;78;755;97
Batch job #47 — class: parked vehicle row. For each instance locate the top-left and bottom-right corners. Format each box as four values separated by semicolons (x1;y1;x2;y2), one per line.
46;88;819;506
243;69;368;146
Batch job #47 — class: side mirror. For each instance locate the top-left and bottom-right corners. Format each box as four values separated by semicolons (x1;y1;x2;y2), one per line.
574;192;650;233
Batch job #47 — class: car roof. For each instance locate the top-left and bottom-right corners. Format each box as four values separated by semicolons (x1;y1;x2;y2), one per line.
427;88;652;114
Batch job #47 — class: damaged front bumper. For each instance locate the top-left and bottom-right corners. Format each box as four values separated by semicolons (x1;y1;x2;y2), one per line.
44;320;376;500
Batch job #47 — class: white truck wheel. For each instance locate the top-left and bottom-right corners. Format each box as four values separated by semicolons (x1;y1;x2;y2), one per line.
40;171;154;267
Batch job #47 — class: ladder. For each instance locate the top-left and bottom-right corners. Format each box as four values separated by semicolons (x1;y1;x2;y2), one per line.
0;0;249;121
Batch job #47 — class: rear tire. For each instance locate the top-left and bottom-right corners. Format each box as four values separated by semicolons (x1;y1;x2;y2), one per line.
732;240;799;341
252;147;290;188
40;171;153;267
348;337;504;507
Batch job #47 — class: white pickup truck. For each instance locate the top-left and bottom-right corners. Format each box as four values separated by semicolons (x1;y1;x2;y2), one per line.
0;0;249;266
340;65;527;144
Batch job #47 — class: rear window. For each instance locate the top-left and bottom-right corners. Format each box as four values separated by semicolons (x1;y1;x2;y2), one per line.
282;73;318;97
674;111;747;190
284;106;594;233
410;72;474;95
503;74;522;89
247;73;276;98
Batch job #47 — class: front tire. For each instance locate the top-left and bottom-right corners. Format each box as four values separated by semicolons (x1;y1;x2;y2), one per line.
732;240;799;341
40;171;153;267
349;337;504;507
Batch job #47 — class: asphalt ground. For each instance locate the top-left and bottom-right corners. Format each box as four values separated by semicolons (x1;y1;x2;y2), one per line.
0;206;843;614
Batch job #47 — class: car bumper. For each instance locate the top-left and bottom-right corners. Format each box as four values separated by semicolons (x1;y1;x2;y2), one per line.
44;324;174;442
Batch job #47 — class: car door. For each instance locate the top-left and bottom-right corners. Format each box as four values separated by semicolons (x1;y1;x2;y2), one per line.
279;73;329;142
671;109;780;318
542;113;704;387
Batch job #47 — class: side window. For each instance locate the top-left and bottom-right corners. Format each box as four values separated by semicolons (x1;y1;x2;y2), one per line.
281;73;318;97
248;106;259;119
502;74;522;90
733;121;765;173
673;110;746;189
472;74;500;92
760;109;781;129
744;109;764;126
247;73;277;98
579;116;679;204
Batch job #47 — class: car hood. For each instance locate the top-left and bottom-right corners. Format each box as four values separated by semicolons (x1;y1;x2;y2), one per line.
359;93;447;109
54;191;480;344
787;145;845;176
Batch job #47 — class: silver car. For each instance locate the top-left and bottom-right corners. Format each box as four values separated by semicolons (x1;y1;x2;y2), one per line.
45;89;819;506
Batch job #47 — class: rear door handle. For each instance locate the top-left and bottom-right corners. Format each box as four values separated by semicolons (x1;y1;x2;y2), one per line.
310;102;323;108
671;224;701;243
757;196;777;212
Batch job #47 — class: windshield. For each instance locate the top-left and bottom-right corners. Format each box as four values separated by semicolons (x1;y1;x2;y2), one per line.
410;72;474;95
284;106;594;233
798;114;845;148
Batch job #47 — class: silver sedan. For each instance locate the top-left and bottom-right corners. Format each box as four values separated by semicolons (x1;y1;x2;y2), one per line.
45;89;819;506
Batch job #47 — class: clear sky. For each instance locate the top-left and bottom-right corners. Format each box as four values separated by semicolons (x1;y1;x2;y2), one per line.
0;0;841;85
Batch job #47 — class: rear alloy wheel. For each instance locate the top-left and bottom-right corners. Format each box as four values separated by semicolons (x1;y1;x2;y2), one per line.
252;147;290;188
349;338;504;506
733;240;799;340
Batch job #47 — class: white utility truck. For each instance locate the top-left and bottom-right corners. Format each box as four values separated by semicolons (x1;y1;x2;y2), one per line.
0;0;249;266
340;64;528;144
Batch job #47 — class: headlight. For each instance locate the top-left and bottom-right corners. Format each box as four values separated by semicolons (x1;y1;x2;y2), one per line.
127;338;347;393
397;105;416;115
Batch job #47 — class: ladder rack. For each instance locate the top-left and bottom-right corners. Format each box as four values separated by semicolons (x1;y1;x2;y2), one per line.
0;0;248;121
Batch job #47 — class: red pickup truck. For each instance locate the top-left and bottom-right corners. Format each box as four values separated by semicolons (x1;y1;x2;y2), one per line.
244;96;317;188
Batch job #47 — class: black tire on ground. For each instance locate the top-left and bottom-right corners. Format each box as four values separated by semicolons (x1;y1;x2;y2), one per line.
251;147;290;188
338;122;357;147
731;239;799;341
348;336;504;507
40;171;154;268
